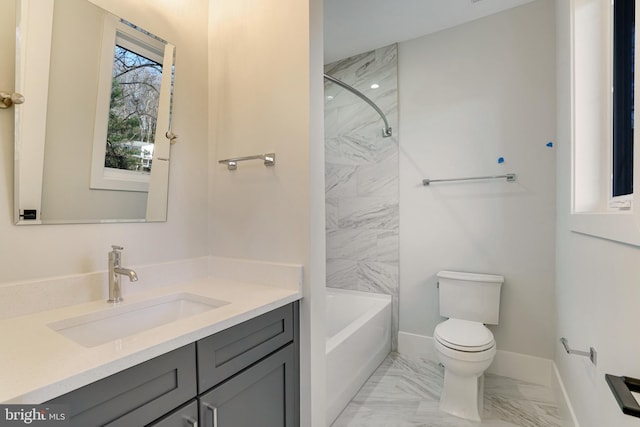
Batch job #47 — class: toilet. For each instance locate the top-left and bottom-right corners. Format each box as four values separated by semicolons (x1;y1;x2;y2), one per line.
433;270;503;421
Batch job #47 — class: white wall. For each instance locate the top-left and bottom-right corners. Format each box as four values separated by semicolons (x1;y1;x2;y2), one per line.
398;0;557;359
208;0;311;264
207;0;325;425
0;0;209;281
555;1;640;426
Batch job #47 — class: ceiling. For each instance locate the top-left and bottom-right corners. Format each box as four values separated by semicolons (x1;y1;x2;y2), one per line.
323;0;537;63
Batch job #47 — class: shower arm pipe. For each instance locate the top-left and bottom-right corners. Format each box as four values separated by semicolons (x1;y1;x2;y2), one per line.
323;73;392;138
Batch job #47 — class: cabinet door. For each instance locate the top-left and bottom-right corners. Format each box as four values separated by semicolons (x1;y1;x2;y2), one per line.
48;344;197;427
148;399;198;427
199;344;298;427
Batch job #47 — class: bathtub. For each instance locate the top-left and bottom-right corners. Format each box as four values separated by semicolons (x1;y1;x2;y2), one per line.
326;288;392;425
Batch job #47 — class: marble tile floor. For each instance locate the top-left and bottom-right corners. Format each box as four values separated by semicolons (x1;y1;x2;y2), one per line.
331;352;561;427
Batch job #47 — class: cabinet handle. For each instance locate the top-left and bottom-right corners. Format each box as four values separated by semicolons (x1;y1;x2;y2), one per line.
202;402;218;427
183;416;198;427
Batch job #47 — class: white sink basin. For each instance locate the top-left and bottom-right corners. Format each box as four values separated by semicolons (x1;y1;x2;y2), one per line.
48;293;229;347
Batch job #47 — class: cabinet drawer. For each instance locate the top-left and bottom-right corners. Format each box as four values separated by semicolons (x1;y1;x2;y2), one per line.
48;344;197;427
197;303;293;393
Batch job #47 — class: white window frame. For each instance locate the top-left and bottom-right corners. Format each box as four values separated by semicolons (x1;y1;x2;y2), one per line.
570;0;640;246
90;16;166;192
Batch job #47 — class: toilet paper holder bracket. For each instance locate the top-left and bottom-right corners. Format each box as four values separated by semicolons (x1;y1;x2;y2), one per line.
560;337;597;365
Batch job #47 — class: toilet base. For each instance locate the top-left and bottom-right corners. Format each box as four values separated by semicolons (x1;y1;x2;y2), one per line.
439;371;485;422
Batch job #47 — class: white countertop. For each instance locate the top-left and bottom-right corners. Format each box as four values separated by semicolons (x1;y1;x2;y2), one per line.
0;276;302;403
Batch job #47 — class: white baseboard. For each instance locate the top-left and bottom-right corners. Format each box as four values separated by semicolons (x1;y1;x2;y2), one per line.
551;362;580;427
398;331;552;387
489;348;554;387
398;331;438;360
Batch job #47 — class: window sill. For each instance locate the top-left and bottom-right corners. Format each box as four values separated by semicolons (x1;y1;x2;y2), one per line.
570;211;640;247
90;168;150;192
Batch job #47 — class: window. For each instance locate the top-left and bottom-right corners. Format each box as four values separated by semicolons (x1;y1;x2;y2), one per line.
570;0;640;246
90;17;170;192
105;44;162;174
612;0;634;199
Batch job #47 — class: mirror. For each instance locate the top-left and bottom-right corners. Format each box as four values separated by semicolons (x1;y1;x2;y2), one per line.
14;0;175;224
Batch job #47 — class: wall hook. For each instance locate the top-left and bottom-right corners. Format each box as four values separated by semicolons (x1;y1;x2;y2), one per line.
0;91;25;109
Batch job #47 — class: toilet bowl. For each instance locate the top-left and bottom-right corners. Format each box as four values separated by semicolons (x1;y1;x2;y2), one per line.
434;270;503;421
434;318;496;421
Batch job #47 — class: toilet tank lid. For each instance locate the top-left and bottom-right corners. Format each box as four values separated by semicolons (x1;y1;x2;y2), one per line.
437;270;504;283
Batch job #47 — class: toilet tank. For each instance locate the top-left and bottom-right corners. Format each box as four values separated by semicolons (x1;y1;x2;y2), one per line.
437;270;503;325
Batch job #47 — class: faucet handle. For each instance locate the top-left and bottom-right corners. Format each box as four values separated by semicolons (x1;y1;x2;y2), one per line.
111;245;124;252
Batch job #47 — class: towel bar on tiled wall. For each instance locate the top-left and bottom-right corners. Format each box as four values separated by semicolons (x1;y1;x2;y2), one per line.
560;337;597;365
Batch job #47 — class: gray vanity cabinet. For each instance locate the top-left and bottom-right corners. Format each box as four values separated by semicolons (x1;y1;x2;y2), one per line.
46;302;299;427
196;303;295;393
199;344;297;427
197;303;299;427
148;400;198;426
48;344;197;427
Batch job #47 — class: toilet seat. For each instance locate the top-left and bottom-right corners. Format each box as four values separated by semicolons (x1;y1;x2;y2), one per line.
434;319;495;352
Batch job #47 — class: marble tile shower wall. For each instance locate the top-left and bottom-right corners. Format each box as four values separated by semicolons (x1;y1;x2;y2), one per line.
324;44;399;349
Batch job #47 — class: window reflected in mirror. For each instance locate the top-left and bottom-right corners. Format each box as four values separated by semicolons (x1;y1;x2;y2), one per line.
107;44;162;173
90;18;173;193
105;21;168;178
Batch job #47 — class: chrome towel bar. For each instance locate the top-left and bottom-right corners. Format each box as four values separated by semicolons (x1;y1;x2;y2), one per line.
218;153;275;171
560;337;597;365
422;173;516;186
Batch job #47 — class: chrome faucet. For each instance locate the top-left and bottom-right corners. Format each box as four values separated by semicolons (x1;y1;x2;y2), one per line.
108;245;138;303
